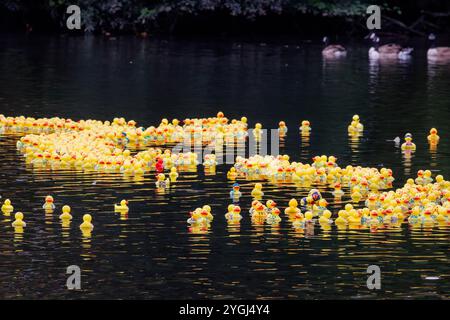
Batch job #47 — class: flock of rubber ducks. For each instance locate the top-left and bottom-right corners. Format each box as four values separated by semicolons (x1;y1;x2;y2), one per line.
188;170;450;232
1;194;132;236
1;196;95;236
322;32;450;62
1;111;448;236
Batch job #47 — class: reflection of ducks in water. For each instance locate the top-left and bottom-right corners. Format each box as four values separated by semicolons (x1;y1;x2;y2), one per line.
427;33;450;63
322;36;347;58
368;33;413;60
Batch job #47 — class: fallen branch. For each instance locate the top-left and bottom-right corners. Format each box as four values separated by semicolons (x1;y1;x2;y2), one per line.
382;15;426;36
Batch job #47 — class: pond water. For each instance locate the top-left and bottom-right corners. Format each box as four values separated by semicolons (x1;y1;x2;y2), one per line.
0;35;449;299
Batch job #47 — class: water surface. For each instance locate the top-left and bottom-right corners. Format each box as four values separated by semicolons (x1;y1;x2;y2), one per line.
0;35;449;299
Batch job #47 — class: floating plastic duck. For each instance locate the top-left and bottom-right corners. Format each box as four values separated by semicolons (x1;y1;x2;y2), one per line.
318;210;333;224
12;212;26;228
80;214;94;232
169;167;179;182
278;121;288;137
304;211;314;224
291;212;305;228
401;133;416;151
227;167;238;180
299;120;311;136
42;195;55;211
251;183;264;199
334;211;348;225
284;198;301;216
300;189;322;208
351;186;363;203
59;205;73;220
202;205;214;222
266;207;282;225
155;173;170;188
251;202;267;224
312;199;328;216
347;115;364;134
1;199;14;213
229;183;242;200
225;205;242;223
332;183;344;198
427;128;440;145
253;123;263;141
114;199;129;212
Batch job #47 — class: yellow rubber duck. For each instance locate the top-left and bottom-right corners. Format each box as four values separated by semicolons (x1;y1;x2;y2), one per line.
155;173;170;188
401;133;416;151
43;195;55;211
347;210;361;225
335;211;348;225
227;167;238;180
436;207;448;223
284;198;301;216
169;167;179;182
319;210;333;224
59;205;73;220
12;212;26;227
299;120;311;136
421;210;435;226
304;211;314;223
251;183;264;199
2;199;14;213
114;199;129;212
278;121;288;137
427;128;440;145
202;205;214;222
80;214;94;231
291;212;305;228
351;186;363;203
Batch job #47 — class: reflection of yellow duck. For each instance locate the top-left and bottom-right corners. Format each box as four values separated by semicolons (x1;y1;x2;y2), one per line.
251;183;264;198
42;195;55;211
12;212;26;227
114;199;129;212
284;198;301;215
2;199;14;212
59;205;73;220
80;214;94;231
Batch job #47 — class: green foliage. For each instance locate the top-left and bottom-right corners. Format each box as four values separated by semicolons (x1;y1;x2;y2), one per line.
1;0;398;33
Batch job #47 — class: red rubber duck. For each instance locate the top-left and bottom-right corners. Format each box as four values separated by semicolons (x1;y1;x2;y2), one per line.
155;158;164;173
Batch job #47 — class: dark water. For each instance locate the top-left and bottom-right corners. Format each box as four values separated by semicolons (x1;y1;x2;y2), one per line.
0;35;449;299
